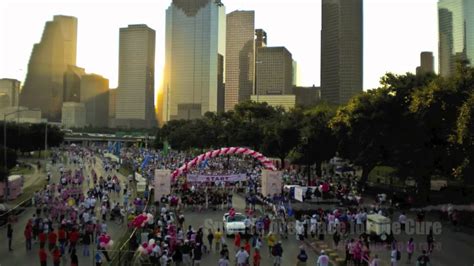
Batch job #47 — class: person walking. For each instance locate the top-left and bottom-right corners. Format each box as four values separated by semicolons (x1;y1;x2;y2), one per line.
39;247;48;266
333;230;341;248
317;250;329;266
235;246;250;266
296;247;308;266
417;250;431;266
406;238;415;264
83;231;91;256
427;227;434;254
39;230;47;249
253;248;261;266
214;228;223;252
370;254;381;266
192;243;202;266
52;245;61;266
234;232;241;249
48;229;57;251
25;223;33;251
390;244;400;266
95;250;103;266
7;223;13;251
70;249;79;266
207;229;214;253
218;254;229;266
272;241;283;266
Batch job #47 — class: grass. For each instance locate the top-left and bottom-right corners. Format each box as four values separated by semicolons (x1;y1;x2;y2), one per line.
119;166;133;177
367;166;405;186
10;178;47;206
29;150;52;159
10;165;35;175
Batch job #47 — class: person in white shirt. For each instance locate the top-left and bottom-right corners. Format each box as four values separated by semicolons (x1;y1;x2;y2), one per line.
398;212;407;232
390;246;398;266
317;250;329;266
370;254;381;266
235;247;249;266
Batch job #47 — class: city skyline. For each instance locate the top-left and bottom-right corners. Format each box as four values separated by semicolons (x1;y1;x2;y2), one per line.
0;0;438;100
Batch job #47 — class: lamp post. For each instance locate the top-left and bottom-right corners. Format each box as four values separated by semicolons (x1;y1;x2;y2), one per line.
254;60;263;103
3;108;33;202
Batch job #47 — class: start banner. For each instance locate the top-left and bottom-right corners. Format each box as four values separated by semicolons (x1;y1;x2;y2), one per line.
187;174;247;183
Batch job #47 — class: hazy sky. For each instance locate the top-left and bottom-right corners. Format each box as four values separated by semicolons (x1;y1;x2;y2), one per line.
0;0;438;94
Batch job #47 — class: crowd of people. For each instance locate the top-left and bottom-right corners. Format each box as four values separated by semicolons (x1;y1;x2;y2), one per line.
4;146;149;266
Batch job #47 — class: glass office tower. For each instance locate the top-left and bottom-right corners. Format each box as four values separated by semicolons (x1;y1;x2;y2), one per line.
162;0;226;121
439;0;474;77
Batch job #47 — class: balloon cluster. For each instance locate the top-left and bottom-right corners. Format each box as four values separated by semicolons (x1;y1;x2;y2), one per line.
131;212;154;228
137;239;158;255
98;233;114;249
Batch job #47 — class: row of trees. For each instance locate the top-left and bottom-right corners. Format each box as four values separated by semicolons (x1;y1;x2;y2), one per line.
0;123;64;181
155;62;474;201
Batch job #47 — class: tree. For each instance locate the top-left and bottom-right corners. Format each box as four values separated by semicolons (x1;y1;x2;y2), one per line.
0;146;18;182
261;109;302;169
454;91;474;184
294;103;337;181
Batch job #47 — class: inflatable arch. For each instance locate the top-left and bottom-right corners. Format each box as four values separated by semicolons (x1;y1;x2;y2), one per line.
171;147;277;181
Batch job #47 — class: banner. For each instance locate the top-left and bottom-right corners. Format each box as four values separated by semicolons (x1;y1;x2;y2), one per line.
154;169;171;202
294;186;304;202
261;170;282;196
186;174;247;183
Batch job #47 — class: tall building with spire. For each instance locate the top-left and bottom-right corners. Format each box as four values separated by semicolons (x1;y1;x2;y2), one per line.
225;10;255;111
115;24;156;128
438;0;474;77
162;0;226;121
20;15;77;121
321;0;363;105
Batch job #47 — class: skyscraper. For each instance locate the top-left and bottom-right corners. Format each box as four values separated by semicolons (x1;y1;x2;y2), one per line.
0;79;20;108
116;24;156;128
321;0;363;105
80;74;109;127
255;29;267;49
256;47;293;96
416;52;435;75
63;65;85;102
225;10;255;111
438;0;474;77
162;0;226;121
20;15;77;121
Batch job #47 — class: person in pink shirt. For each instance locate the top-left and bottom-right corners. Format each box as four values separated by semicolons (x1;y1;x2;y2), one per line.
406;238;415;264
352;240;363;265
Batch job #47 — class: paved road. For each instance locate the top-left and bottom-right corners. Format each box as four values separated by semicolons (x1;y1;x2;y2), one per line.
182;194;474;266
0;155;130;266
182;194;326;266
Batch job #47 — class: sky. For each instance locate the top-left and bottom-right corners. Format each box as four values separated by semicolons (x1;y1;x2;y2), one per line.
0;0;439;97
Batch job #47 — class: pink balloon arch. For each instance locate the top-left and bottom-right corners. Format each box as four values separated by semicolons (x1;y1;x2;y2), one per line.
171;147;277;181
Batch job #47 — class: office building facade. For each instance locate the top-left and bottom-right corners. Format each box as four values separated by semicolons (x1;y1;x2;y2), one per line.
20;15;78;121
61;102;86;128
255;29;267;49
416;52;435;75
162;0;226;121
321;0;363;105
438;0;474;77
63;65;85;102
256;47;293;96
225;10;255;111
0;79;20;108
116;24;156;128
80;74;109;128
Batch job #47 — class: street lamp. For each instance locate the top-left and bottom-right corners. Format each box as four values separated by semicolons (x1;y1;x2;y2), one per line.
254;60;263;103
2;108;40;202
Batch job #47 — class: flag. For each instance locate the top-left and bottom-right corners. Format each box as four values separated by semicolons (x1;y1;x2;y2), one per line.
162;140;170;156
140;155;151;170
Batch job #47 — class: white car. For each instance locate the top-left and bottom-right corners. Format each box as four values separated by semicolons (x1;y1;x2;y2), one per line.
223;212;246;237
